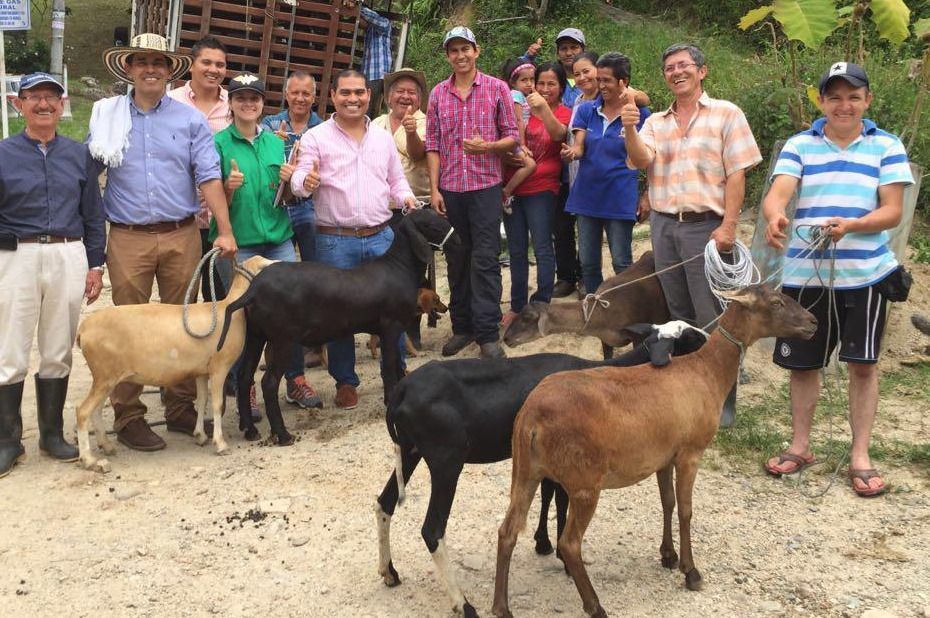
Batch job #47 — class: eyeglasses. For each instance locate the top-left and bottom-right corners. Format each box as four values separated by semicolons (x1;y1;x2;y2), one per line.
20;94;62;103
663;62;699;74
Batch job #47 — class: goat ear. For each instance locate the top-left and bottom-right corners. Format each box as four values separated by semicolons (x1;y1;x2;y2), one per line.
403;218;433;265
720;287;758;307
624;323;654;338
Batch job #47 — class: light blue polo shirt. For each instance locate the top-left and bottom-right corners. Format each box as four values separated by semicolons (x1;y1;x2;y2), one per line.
774;117;914;289
565;98;650;220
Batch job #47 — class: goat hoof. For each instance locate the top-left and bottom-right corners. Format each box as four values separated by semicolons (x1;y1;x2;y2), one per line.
684;568;703;591
490;605;512;618
381;560;401;587
588;605;607;618
215;444;230;456
661;552;679;569
275;432;295;447
462;600;478;618
534;537;554;555
243;427;260;441
194;432;208;446
82;458;111;473
99;441;117;456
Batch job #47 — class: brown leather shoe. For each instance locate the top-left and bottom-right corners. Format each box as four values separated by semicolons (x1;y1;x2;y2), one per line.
166;407;214;438
334;384;358;410
116;417;166;451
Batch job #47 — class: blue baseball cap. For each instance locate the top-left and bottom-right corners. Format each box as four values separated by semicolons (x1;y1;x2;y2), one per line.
442;26;477;49
18;72;65;95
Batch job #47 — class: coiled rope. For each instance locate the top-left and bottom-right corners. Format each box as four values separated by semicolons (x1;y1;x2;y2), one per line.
182;248;255;338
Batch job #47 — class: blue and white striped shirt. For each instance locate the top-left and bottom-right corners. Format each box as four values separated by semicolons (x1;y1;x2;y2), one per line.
773;118;914;290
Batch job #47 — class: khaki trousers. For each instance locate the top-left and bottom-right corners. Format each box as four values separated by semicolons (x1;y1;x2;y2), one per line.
106;223;200;430
0;242;87;385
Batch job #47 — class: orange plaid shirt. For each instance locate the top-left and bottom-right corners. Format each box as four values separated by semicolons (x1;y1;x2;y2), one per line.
635;91;761;217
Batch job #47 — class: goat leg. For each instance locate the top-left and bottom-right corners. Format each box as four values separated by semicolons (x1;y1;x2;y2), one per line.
209;372;229;455
237;332;265;441
261;341;294;446
656;465;679;569
193;376;210;446
379;323;405;405
534;479;557;555
492;478;540;618
559;490;607;618
675;458;703;591
376;447;422;588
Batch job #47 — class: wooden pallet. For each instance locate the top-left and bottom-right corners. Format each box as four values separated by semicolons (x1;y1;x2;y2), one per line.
134;0;408;114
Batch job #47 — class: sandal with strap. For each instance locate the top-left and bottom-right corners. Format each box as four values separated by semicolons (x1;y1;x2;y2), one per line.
764;452;817;477
848;468;887;498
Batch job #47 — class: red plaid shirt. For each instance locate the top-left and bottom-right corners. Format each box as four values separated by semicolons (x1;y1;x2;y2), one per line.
425;71;519;193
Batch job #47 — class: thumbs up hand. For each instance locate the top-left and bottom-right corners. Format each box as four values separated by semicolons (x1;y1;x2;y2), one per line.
303;159;321;193
226;159;245;192
526;37;543;57
275;120;289;142
280;142;299;182
402;104;418;134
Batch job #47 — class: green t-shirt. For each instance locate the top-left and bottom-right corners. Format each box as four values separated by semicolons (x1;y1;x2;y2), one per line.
210;124;293;247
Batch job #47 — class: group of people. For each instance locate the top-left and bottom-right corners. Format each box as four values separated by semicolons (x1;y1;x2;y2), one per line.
0;22;914;498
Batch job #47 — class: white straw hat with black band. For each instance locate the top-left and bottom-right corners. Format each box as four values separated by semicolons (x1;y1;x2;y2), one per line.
102;33;192;84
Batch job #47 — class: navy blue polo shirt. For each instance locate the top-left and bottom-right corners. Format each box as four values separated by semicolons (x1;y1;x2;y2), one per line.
0;132;106;266
566;99;650;220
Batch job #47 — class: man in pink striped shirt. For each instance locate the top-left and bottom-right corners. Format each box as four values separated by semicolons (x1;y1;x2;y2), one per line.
426;27;519;359
624;43;762;427
292;69;417;410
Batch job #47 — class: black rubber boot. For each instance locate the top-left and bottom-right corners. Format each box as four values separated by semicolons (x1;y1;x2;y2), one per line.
35;375;79;462
719;383;737;429
0;381;26;478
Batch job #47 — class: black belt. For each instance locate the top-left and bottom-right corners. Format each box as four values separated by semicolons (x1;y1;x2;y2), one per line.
18;235;82;244
656;210;722;223
110;215;195;233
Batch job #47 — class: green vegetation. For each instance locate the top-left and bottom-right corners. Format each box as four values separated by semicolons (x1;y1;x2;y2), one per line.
715;368;930;471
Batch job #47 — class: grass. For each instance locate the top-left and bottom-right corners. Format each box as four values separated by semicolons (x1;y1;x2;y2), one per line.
714;369;930;472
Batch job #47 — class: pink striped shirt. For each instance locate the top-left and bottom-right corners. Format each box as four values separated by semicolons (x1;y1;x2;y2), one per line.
291;116;413;228
636;91;762;217
425;71;519;193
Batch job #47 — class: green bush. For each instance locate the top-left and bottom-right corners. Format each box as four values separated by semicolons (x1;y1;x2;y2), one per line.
3;32;51;74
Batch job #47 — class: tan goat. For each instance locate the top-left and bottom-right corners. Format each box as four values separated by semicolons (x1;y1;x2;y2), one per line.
491;285;817;618
74;256;274;472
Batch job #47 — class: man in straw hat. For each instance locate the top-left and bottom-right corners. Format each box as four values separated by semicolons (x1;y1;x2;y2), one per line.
88;33;237;452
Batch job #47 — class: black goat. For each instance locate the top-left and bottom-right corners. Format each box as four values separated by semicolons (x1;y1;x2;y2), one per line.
375;322;706;617
216;208;458;444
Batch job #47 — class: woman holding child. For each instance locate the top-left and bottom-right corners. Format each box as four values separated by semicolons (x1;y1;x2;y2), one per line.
500;62;572;328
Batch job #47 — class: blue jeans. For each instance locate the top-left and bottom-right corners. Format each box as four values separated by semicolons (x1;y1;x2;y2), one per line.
503;191;556;312
315;228;404;387
576;215;635;293
234;240;303;381
286;199;316;262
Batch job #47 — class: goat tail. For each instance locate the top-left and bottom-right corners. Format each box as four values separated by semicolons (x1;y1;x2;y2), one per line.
216;285;256;352
393;443;406;506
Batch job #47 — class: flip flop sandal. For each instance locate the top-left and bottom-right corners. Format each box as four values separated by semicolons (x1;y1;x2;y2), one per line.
848;468;887;498
764;452;817;477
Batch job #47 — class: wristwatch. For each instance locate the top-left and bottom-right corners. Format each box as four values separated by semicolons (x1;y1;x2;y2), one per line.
91;265;105;272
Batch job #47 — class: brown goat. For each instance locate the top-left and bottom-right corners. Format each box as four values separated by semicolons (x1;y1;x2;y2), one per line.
491;286;817;618
503;251;668;358
74;256;274;472
368;288;449;359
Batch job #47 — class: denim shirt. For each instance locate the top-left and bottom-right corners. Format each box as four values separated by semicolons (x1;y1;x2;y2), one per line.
260;109;323;217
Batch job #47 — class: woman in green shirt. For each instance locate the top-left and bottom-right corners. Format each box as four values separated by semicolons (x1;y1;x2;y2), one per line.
214;73;323;412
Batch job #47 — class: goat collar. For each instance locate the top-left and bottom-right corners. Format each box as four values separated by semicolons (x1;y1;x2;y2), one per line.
716;324;745;366
430;226;455;252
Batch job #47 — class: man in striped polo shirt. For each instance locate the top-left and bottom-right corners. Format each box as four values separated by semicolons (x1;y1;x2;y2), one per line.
623;43;762;427
762;62;914;497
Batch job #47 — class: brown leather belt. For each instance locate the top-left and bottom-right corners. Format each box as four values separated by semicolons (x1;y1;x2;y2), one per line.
18;235;82;244
110;215;195;233
656;210;722;223
316;221;389;238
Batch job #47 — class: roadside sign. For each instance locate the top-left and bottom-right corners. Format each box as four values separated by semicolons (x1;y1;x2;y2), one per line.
0;0;31;31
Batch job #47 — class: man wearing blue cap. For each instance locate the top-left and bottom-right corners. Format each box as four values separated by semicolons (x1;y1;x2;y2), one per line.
762;62;914;497
0;72;106;478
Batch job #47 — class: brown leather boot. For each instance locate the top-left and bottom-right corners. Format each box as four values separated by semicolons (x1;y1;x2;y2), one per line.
116;417;166;451
165;406;213;438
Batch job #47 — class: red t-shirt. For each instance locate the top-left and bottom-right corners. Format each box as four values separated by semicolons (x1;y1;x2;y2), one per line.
515;104;571;197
